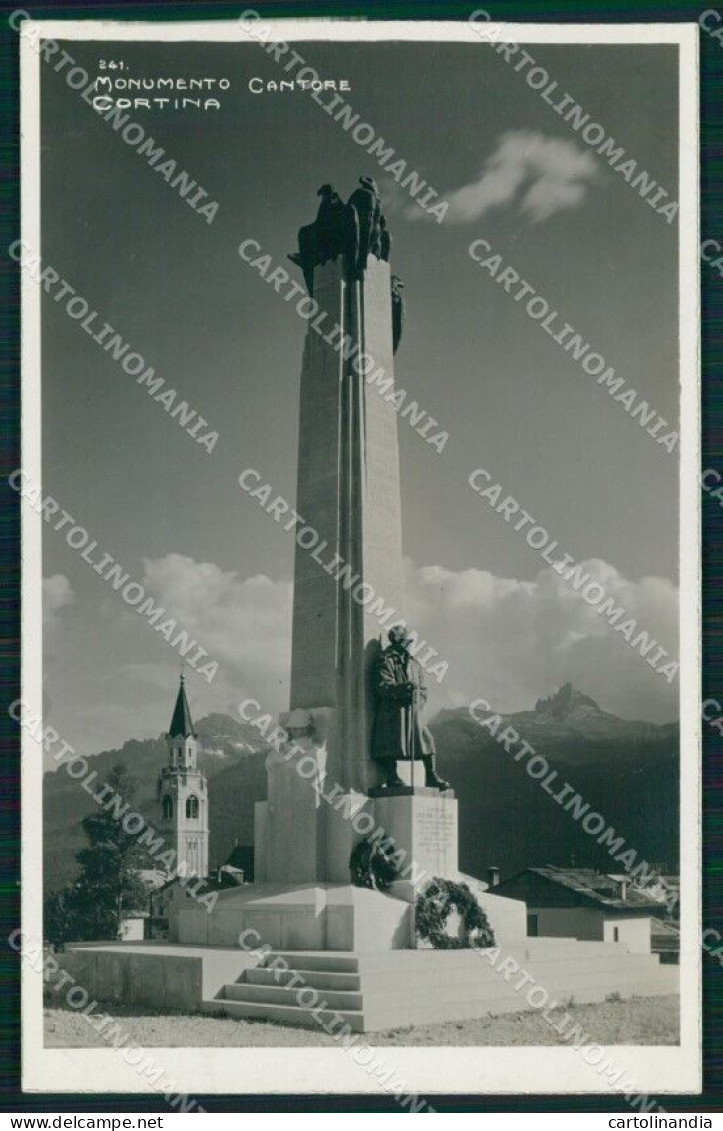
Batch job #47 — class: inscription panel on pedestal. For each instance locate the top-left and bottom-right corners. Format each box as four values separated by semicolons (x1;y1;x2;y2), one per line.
415;805;457;855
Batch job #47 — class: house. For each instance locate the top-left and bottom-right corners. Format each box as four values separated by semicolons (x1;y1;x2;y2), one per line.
493;867;669;954
216;844;254;887
118;912;148;941
641;874;680;918
147;847;256;938
650;917;680;964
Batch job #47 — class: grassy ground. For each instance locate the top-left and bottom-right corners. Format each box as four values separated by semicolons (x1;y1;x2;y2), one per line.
45;994;679;1048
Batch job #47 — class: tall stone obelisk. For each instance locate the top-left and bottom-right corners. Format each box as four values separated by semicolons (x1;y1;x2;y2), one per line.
254;187;452;894
289;253;404;795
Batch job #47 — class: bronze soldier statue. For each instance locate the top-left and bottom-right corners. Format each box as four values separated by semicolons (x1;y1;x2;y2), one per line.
348;175;381;276
371;624;450;791
314;183;342;263
288;183;358;294
315;183;358;267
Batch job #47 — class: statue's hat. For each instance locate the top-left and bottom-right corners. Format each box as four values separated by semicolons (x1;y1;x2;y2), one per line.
359;175;379;191
317;183;335;196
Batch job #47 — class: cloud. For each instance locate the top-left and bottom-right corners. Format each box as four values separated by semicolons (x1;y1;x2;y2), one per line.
140;553;678;726
43;574;74;625
441;131;598;224
407;558;678;722
141;553;292;702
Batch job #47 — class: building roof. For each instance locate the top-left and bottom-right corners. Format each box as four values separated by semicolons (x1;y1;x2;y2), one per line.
497;866;667;912
650;917;680;952
168;674;196;738
224;844;254;872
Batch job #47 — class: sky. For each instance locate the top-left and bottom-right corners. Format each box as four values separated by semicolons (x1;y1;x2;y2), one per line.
39;35;681;764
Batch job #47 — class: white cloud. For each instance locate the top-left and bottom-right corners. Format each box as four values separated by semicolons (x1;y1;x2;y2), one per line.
408;558;678;722
43;574;74;625
140;553;678;726
141;553;292;704
441;131;598;225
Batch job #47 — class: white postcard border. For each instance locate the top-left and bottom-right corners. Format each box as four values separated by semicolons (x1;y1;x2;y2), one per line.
19;16;701;1098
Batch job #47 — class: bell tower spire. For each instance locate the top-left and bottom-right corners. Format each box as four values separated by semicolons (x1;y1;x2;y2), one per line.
157;673;209;878
168;670;196;765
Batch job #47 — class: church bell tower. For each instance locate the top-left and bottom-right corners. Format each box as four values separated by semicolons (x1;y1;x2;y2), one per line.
157;674;209;878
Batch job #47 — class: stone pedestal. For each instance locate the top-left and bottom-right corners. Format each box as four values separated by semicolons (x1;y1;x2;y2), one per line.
324;788;372;882
373;789;458;900
254;707;377;885
258;740;327;884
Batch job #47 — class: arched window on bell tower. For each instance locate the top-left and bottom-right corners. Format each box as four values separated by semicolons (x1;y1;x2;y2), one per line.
162;794;173;821
186;795;199;820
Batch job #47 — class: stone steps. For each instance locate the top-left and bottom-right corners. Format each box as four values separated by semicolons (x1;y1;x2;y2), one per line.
265;952;360;973
246;968;362;991
208;944;678;1032
221;981;365;1011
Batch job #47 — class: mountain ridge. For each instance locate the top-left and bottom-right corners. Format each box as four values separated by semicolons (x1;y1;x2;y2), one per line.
43;685;679;892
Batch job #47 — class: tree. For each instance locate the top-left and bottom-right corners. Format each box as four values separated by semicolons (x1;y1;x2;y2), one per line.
51;763;148;943
43;887;80;949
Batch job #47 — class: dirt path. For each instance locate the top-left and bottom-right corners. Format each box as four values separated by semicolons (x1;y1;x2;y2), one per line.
45;994;679;1048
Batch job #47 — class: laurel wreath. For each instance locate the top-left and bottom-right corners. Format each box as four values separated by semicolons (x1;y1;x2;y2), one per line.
415;877;496;949
349;837;400;892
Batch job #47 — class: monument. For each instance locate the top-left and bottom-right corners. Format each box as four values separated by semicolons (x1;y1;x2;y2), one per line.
250;176;480;913
60;178;677;1029
166;174;524;954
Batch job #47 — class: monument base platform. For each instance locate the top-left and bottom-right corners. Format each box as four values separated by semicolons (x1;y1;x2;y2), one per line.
212;941;678;1032
60;937;678;1032
171;883;413;952
168;879;528;953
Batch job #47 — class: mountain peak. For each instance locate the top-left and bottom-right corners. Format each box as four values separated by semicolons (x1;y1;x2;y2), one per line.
534;683;601;722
